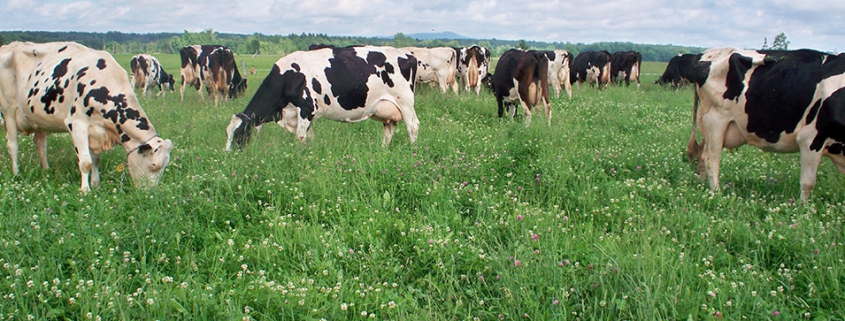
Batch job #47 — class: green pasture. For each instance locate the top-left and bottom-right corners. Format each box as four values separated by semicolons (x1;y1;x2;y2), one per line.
0;53;843;320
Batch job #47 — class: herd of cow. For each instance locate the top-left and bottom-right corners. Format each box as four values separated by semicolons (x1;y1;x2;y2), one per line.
0;41;844;201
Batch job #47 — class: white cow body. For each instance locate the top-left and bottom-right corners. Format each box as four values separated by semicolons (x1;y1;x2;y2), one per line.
0;41;173;191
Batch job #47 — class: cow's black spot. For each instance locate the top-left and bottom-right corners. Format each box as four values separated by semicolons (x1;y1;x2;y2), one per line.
398;56;415;83
40;84;64;114
67;123;73;131
89;79;96;85
291;63;300;72
30;106;34;113
74;147;78;154
77;67;89;79
77;83;86;96
27;88;35;98
745;50;828;145
324;94;331;105
52;58;72;80
58;95;64;104
384;62;394;74
70;106;76;115
325;49;375;111
806;100;822;124
380;70;394;87
86;108;94;116
63;79;69;88
312;78;322;95
121;134;130;143
829;143;844;155
809;87;845;152
97;59;107;70
58;45;68;53
723;53;753;102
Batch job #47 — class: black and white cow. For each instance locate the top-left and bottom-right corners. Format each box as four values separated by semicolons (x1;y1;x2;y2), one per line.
0;41;173;192
489;49;551;126
570;50;612;90
179;45;246;104
130;54;175;98
457;45;490;95
687;47;845;201
655;53;701;88
540;50;573;99
225;46;420;150
401;46;459;94
610;51;642;88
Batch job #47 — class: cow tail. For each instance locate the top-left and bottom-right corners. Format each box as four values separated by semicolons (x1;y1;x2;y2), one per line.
686;87;703;163
468;57;479;88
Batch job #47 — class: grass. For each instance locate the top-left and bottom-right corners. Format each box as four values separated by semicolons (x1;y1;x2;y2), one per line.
1;54;844;320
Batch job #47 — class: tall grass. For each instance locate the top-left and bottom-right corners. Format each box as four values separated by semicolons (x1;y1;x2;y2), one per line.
0;55;843;320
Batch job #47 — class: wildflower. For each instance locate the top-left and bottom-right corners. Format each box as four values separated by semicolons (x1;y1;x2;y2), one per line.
531;234;539;241
341;303;348;311
514;260;521;267
517;215;523;221
553;299;559;305
773;310;780;316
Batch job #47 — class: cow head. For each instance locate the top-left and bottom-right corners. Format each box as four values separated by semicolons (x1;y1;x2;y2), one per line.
225;113;256;151
126;136;173;189
162;73;175;91
229;77;247;99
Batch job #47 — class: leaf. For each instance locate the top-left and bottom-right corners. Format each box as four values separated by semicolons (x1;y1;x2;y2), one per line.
170;298;188;314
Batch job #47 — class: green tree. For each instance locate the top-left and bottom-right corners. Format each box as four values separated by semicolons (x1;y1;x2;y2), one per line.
247;37;261;54
518;39;528;50
392;33;414;48
0;34;5;46
771;33;789;50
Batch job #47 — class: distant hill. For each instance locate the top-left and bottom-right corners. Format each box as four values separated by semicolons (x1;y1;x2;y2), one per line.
406;31;469;40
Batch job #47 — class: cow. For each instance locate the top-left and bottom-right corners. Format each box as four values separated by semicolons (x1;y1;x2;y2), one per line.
610;51;642;88
457;45;490;95
179;45;246;104
401;46;459;94
225;46;420;150
488;49;552;126
687;47;845;201
229;59;247;99
540;50;573;99
570;50;612;90
655;53;701;88
129;54;175;98
0;41;173;192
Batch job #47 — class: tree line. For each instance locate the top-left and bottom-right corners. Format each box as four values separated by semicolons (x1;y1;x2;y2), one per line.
0;29;706;62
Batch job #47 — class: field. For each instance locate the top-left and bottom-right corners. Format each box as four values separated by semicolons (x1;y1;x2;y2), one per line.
1;53;844;320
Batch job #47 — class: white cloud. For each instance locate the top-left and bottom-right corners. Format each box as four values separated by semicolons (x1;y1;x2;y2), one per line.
1;0;843;52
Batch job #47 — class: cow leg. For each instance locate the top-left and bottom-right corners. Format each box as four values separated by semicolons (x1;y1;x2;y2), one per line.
68;120;94;192
34;131;48;169
520;100;533;126
90;153;102;188
796;128;825;202
389;97;419;144
180;79;186;101
3;118;21;175
700;111;731;192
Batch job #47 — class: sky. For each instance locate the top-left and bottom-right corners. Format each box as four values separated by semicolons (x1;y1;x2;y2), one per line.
3;0;844;52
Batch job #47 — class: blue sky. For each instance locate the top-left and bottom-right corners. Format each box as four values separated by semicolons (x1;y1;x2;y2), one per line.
3;0;844;52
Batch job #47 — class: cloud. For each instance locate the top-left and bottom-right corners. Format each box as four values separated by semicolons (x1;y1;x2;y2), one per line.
1;0;843;52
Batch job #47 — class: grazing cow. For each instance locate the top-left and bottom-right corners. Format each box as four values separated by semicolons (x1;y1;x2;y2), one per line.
540;50;573;99
457;45;490;95
687;47;845;201
179;45;246;104
401;46;459;94
655;53;701;88
570;50;612;90
0;41;173;192
489;49;551;126
130;54;175;98
225;46;420;150
610;51;642;88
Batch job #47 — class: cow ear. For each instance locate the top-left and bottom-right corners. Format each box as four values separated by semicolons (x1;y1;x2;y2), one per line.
137;144;153;156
